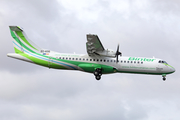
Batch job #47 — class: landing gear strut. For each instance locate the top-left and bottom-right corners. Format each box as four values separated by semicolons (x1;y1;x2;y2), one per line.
162;74;166;81
94;68;102;80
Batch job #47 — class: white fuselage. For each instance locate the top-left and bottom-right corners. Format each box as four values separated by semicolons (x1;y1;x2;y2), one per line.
49;52;175;75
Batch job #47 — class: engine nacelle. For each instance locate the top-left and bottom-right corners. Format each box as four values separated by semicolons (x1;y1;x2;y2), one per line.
96;49;116;58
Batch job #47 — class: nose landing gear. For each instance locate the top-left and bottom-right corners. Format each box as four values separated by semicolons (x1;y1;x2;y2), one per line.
94;68;102;80
162;74;166;81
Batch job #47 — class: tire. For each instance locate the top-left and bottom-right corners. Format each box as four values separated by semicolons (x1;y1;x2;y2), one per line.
95;68;102;76
94;71;99;76
163;77;166;81
98;72;102;76
96;75;101;80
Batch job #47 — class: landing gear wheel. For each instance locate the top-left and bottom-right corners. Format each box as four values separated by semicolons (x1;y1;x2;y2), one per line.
162;74;166;81
94;68;102;76
95;75;101;80
94;71;99;76
94;68;102;80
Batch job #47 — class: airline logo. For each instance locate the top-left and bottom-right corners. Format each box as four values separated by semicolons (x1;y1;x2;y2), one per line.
128;57;155;62
43;53;49;55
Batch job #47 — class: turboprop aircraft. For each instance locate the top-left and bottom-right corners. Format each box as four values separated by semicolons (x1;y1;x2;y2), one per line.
7;26;175;81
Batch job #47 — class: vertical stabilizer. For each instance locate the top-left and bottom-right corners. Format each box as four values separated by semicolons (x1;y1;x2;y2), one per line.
9;26;41;54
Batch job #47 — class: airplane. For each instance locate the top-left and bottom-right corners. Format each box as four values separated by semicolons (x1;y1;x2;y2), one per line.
7;26;175;81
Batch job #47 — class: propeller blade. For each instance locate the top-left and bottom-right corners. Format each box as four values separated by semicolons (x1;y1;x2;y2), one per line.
116;44;119;63
116;54;119;63
115;44;122;63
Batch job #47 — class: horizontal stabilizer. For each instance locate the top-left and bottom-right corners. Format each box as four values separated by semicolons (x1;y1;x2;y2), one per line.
10;26;23;31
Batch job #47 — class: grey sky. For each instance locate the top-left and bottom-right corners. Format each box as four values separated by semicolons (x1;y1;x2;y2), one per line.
0;0;180;120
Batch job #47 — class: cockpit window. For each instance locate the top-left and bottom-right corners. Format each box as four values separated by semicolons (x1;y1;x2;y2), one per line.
163;61;168;64
159;60;168;64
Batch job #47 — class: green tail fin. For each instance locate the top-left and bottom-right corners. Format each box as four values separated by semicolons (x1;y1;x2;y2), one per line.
9;26;41;53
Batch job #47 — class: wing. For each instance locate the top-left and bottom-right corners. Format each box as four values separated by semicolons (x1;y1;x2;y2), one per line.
86;34;105;56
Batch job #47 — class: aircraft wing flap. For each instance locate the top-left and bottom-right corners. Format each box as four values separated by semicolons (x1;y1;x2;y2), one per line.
86;34;105;56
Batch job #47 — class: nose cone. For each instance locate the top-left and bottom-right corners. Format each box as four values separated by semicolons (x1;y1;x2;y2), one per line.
170;66;175;73
172;67;175;73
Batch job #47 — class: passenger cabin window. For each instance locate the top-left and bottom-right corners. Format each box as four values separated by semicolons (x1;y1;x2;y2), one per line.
76;58;78;60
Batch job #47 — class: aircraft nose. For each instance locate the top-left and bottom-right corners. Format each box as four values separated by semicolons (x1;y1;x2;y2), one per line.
172;67;175;73
170;67;175;73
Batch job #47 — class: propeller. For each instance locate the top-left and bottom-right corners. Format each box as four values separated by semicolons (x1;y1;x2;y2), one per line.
115;44;122;63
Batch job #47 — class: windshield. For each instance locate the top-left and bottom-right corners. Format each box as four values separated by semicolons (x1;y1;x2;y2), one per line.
159;60;168;64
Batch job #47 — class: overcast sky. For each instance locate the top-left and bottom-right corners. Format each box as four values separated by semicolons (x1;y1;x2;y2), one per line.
0;0;180;120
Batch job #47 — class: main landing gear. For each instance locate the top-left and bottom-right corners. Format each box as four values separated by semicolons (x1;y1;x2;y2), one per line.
94;68;102;80
162;74;166;81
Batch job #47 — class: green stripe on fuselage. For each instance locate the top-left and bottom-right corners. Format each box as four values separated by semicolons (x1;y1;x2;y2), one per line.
162;63;174;69
117;70;174;75
14;47;67;69
11;30;117;72
60;59;116;74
